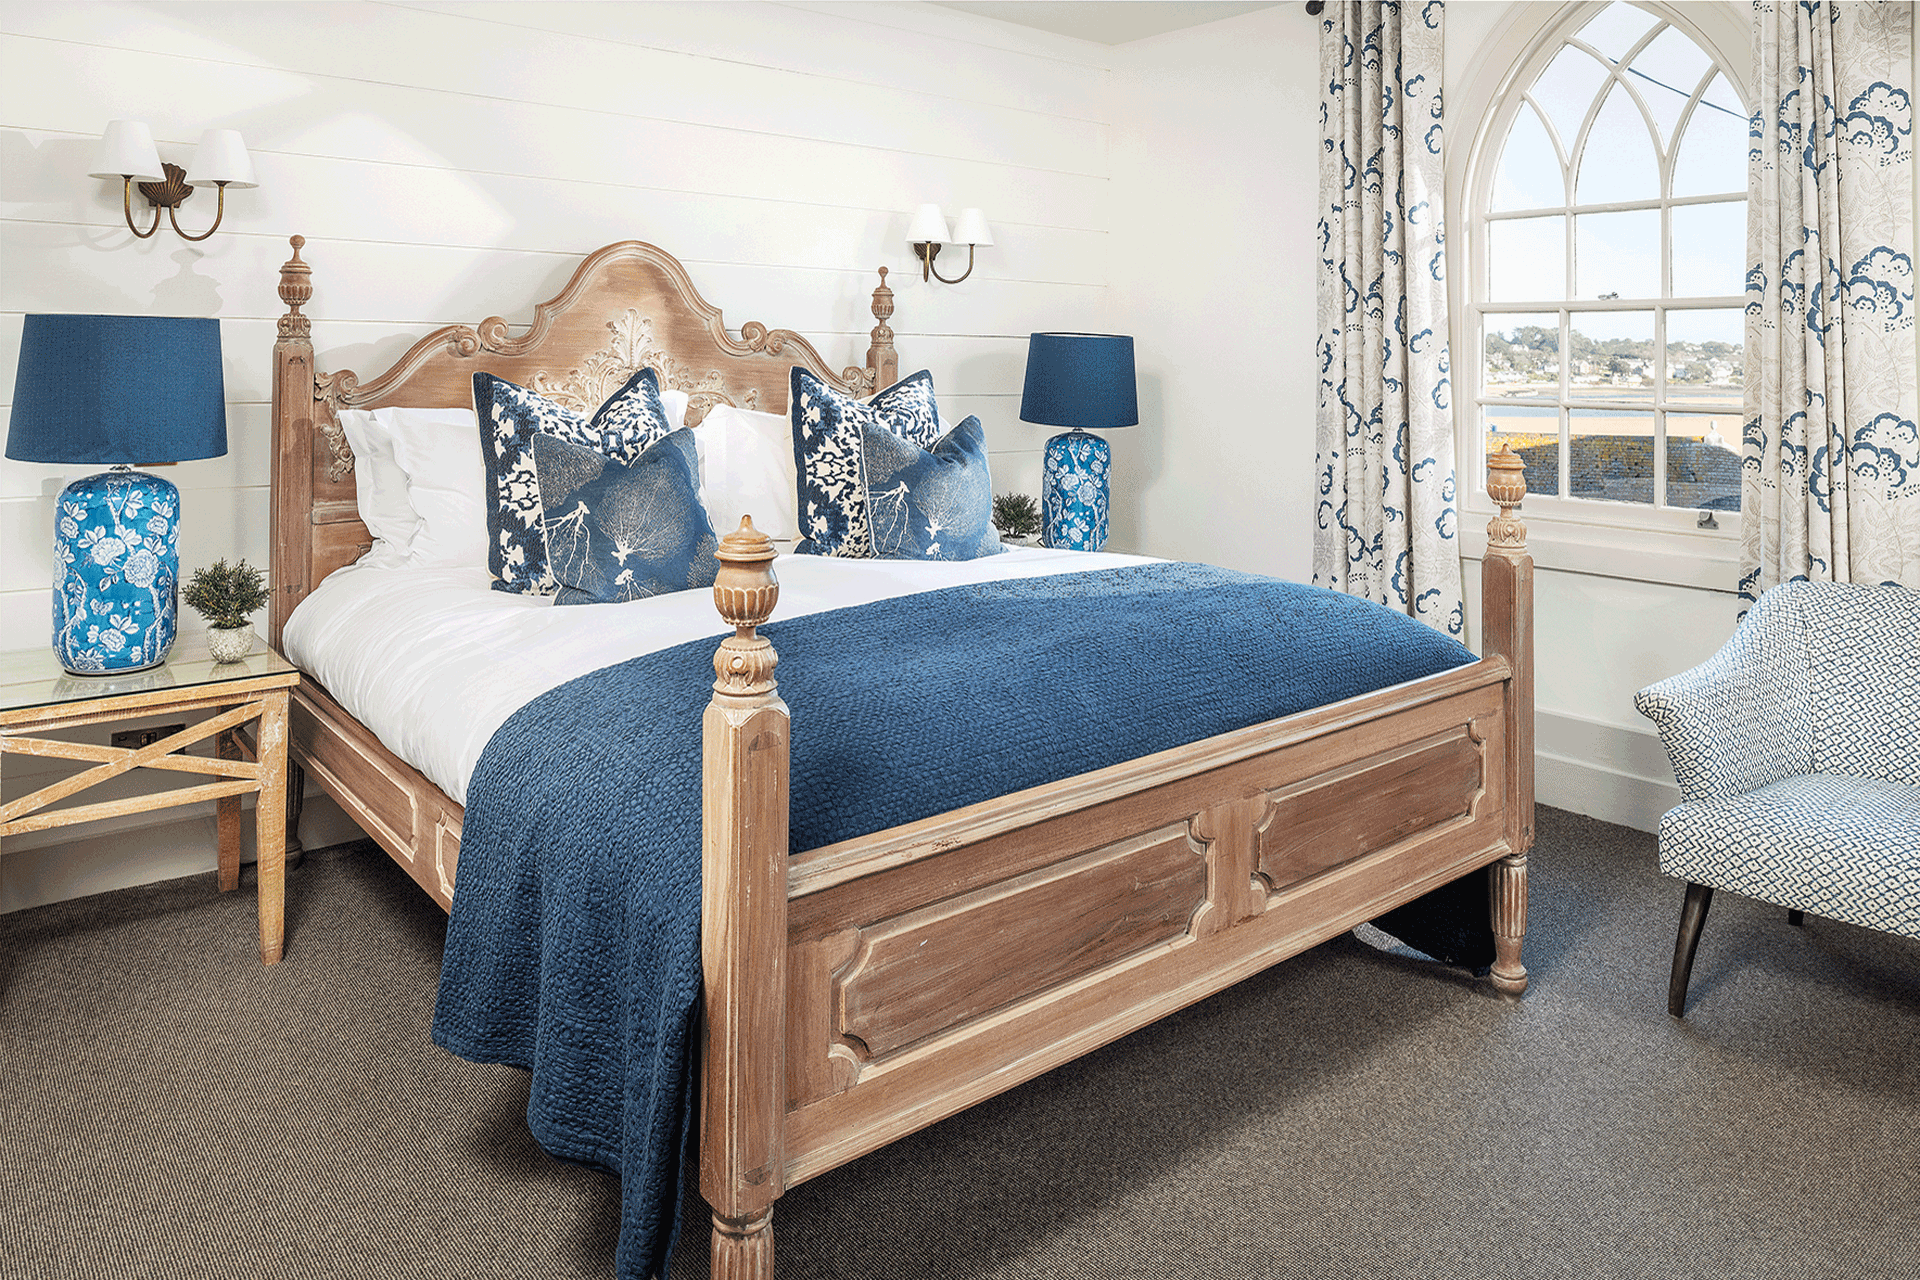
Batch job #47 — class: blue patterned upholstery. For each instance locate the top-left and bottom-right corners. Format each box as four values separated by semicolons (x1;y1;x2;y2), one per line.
1635;581;1920;949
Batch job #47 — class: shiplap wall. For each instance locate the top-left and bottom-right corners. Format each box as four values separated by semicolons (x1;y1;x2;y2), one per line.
0;0;1123;909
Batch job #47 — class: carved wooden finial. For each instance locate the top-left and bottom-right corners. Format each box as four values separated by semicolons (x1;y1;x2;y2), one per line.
1486;445;1528;554
866;265;898;393
278;235;313;340
711;517;781;697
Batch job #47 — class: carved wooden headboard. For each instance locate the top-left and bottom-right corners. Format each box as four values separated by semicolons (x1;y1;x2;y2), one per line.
267;235;900;647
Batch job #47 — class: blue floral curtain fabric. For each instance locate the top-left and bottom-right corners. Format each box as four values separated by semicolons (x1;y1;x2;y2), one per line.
1743;1;1917;599
1314;0;1463;637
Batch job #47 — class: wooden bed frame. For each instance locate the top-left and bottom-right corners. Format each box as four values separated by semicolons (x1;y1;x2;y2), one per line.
266;235;1535;1280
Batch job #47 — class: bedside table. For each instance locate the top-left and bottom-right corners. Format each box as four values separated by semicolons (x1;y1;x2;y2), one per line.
0;639;301;964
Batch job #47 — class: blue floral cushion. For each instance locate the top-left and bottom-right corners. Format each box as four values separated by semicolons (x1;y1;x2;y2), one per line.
790;368;943;557
531;428;719;606
475;369;675;595
858;416;1004;561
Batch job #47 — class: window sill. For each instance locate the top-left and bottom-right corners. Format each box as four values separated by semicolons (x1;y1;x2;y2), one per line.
1459;498;1741;593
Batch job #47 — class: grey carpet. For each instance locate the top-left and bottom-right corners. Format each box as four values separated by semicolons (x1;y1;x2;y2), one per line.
1;806;1915;1280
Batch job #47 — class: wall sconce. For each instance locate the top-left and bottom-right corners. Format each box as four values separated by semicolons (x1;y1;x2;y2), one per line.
91;120;257;242
906;204;993;284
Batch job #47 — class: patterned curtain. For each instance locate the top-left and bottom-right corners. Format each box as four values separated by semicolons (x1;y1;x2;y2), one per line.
1313;0;1463;638
1743;1;1916;600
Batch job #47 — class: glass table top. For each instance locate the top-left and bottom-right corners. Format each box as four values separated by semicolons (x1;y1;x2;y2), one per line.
0;635;296;715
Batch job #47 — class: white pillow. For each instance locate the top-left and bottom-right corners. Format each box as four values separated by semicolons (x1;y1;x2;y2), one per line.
661;386;690;432
693;403;798;540
336;408;419;571
383;407;490;570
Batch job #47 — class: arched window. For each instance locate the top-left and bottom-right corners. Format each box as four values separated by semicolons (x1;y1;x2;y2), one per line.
1464;1;1748;534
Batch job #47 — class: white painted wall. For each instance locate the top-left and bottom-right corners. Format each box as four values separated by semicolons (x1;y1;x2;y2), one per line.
0;0;1114;910
1106;3;1320;582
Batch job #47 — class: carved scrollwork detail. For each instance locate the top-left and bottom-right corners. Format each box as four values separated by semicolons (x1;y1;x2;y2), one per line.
319;415;354;482
525;308;761;420
475;316;513;351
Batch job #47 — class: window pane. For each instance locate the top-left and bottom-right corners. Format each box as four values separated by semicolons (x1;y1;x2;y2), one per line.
1673;73;1749;197
1666;413;1743;510
1483;313;1561;396
1673;202;1746;296
1666;309;1744;411
1627;25;1714;147
1570;408;1654;503
1577;81;1661;205
1530;45;1610;152
1576;1;1660;65
1493;103;1566;211
1484;407;1561;498
1576;209;1660;298
1569;310;1654;401
1489;215;1565;301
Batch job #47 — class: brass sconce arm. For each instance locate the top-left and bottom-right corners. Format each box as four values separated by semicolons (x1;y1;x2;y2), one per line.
121;162;229;243
912;241;980;285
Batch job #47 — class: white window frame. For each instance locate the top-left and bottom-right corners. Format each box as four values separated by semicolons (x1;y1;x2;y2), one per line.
1449;0;1751;592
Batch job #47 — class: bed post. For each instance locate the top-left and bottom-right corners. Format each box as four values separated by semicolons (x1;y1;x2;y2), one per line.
701;517;790;1280
269;235;315;654
1482;446;1534;996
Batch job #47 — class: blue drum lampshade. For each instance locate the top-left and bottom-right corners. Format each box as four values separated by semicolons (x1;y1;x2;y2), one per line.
1019;333;1137;552
7;315;227;674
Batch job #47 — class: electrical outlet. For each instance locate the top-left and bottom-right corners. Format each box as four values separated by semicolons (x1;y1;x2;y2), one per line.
110;724;186;751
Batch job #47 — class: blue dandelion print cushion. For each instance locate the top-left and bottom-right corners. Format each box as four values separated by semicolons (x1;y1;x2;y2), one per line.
531;428;719;606
858;415;1003;561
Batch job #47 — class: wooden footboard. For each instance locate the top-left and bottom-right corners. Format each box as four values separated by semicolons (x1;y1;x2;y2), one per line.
699;461;1535;1277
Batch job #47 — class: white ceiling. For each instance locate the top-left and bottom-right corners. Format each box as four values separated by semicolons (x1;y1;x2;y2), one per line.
931;2;1283;45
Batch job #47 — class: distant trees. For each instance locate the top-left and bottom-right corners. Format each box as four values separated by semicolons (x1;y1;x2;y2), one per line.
1484;326;1742;385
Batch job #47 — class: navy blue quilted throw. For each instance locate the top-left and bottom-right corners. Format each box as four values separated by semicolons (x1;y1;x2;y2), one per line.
431;562;1477;1279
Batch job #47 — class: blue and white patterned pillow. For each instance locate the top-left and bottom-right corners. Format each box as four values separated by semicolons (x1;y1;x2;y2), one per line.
531;428;719;605
860;416;1004;561
790;368;943;557
474;368;675;595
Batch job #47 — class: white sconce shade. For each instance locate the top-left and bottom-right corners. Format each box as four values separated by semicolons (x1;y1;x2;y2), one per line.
905;203;951;245
186;129;257;188
89;120;165;181
951;208;994;247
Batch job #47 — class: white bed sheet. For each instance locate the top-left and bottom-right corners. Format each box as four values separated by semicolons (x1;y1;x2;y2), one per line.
282;547;1151;807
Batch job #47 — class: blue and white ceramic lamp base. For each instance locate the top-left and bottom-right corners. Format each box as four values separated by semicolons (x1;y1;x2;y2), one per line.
1041;429;1110;552
52;466;181;675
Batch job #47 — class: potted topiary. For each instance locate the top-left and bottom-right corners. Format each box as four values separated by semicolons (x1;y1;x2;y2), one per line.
183;558;270;663
992;492;1043;546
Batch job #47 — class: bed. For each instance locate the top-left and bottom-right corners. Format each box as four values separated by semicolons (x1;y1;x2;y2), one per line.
265;235;1536;1280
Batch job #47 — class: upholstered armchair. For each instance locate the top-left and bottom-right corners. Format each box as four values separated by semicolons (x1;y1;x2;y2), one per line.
1634;581;1920;1017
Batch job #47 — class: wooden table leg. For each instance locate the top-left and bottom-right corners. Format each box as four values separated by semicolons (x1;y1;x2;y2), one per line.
254;691;291;965
216;729;242;893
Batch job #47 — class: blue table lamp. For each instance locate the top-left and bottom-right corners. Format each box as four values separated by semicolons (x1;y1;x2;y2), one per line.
1020;333;1137;551
7;315;227;674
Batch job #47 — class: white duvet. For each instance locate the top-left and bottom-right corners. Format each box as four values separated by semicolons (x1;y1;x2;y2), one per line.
282;547;1150;806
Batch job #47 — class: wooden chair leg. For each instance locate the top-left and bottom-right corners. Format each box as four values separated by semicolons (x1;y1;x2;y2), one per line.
1787;908;1805;927
1668;881;1713;1017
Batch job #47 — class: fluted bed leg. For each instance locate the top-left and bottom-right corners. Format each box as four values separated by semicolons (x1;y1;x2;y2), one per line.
1482;446;1534;998
702;518;789;1280
711;1209;775;1280
1489;852;1529;995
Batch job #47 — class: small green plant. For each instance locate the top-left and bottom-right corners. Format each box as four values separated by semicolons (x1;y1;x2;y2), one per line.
183;558;270;630
992;492;1042;540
